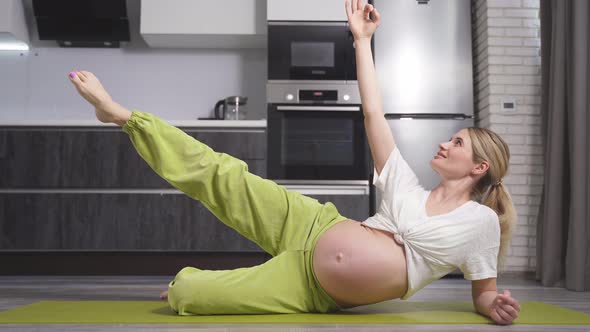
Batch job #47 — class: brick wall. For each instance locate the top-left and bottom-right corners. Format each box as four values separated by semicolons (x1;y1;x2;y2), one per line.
472;0;542;273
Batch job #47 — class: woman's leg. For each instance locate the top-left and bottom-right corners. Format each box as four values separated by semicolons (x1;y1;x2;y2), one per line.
167;250;339;315
68;71;346;313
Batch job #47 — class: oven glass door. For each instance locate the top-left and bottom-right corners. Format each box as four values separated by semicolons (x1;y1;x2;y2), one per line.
268;23;356;81
268;105;368;180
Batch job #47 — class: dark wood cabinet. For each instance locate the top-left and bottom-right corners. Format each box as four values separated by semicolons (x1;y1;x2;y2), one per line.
0;193;261;251
0;129;265;188
0;127;267;253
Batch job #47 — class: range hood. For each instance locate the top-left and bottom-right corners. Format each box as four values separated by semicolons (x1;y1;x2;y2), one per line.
32;0;130;48
0;0;29;51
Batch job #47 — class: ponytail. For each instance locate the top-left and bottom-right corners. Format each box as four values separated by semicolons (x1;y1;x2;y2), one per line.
468;127;518;272
481;182;518;271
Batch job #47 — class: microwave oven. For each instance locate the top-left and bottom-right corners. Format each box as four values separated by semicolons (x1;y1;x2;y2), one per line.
268;22;357;82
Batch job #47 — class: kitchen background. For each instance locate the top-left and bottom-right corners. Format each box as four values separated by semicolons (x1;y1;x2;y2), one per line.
0;0;543;276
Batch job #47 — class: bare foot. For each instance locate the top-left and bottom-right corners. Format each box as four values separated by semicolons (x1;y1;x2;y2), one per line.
160;290;168;301
68;70;132;126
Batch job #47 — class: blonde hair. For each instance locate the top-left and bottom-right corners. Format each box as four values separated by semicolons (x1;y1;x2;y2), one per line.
467;127;518;271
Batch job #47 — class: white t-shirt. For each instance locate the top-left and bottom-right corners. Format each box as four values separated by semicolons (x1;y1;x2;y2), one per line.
362;146;501;300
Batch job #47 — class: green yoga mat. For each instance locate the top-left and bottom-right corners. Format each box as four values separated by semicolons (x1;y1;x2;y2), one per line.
0;301;589;325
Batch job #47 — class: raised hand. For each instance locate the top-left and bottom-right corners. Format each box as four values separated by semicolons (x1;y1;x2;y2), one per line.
490;290;520;325
345;0;381;41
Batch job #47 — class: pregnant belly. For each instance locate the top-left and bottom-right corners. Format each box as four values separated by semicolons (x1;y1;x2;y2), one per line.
312;220;408;308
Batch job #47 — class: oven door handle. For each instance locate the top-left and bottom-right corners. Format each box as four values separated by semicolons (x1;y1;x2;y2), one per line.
274;182;370;196
275;105;361;112
283;185;369;196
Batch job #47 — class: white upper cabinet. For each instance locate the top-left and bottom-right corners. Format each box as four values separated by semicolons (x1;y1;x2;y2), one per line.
267;0;347;21
140;0;267;48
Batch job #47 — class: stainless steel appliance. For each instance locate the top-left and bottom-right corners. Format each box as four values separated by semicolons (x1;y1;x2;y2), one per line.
267;83;369;184
373;0;474;193
268;22;356;81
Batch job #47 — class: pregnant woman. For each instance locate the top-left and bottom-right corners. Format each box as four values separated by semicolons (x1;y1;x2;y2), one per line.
67;0;520;325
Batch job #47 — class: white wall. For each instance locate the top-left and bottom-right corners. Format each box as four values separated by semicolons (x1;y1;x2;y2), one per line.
0;48;267;122
473;0;542;273
0;0;267;122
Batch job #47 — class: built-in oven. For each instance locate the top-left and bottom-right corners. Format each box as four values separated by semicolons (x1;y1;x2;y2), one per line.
267;83;369;184
268;22;356;81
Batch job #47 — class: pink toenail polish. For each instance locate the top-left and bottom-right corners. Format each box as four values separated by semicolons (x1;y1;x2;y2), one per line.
69;72;76;78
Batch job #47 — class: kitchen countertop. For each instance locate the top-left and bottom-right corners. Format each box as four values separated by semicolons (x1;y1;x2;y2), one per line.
0;119;267;128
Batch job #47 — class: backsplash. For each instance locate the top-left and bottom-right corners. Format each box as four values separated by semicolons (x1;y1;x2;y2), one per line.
0;47;267;122
0;0;267;123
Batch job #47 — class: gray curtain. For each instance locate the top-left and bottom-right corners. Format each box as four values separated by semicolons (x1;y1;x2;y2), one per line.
537;0;589;291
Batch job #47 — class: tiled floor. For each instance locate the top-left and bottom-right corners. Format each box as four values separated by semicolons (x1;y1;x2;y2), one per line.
0;275;588;331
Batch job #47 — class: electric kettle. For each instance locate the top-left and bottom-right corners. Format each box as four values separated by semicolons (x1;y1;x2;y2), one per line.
214;96;248;120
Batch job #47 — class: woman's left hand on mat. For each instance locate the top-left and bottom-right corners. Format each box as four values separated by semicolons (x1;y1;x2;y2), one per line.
490;289;520;325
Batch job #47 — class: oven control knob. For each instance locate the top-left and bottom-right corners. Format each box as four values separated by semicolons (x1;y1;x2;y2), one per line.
343;94;350;101
286;94;294;101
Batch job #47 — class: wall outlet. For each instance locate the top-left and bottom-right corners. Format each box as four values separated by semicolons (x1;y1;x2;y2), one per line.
501;98;517;112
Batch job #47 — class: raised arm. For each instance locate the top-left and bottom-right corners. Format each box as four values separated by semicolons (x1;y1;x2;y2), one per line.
345;0;395;175
472;278;520;325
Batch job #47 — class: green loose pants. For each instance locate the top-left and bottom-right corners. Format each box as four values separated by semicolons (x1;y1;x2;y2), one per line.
123;111;347;315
